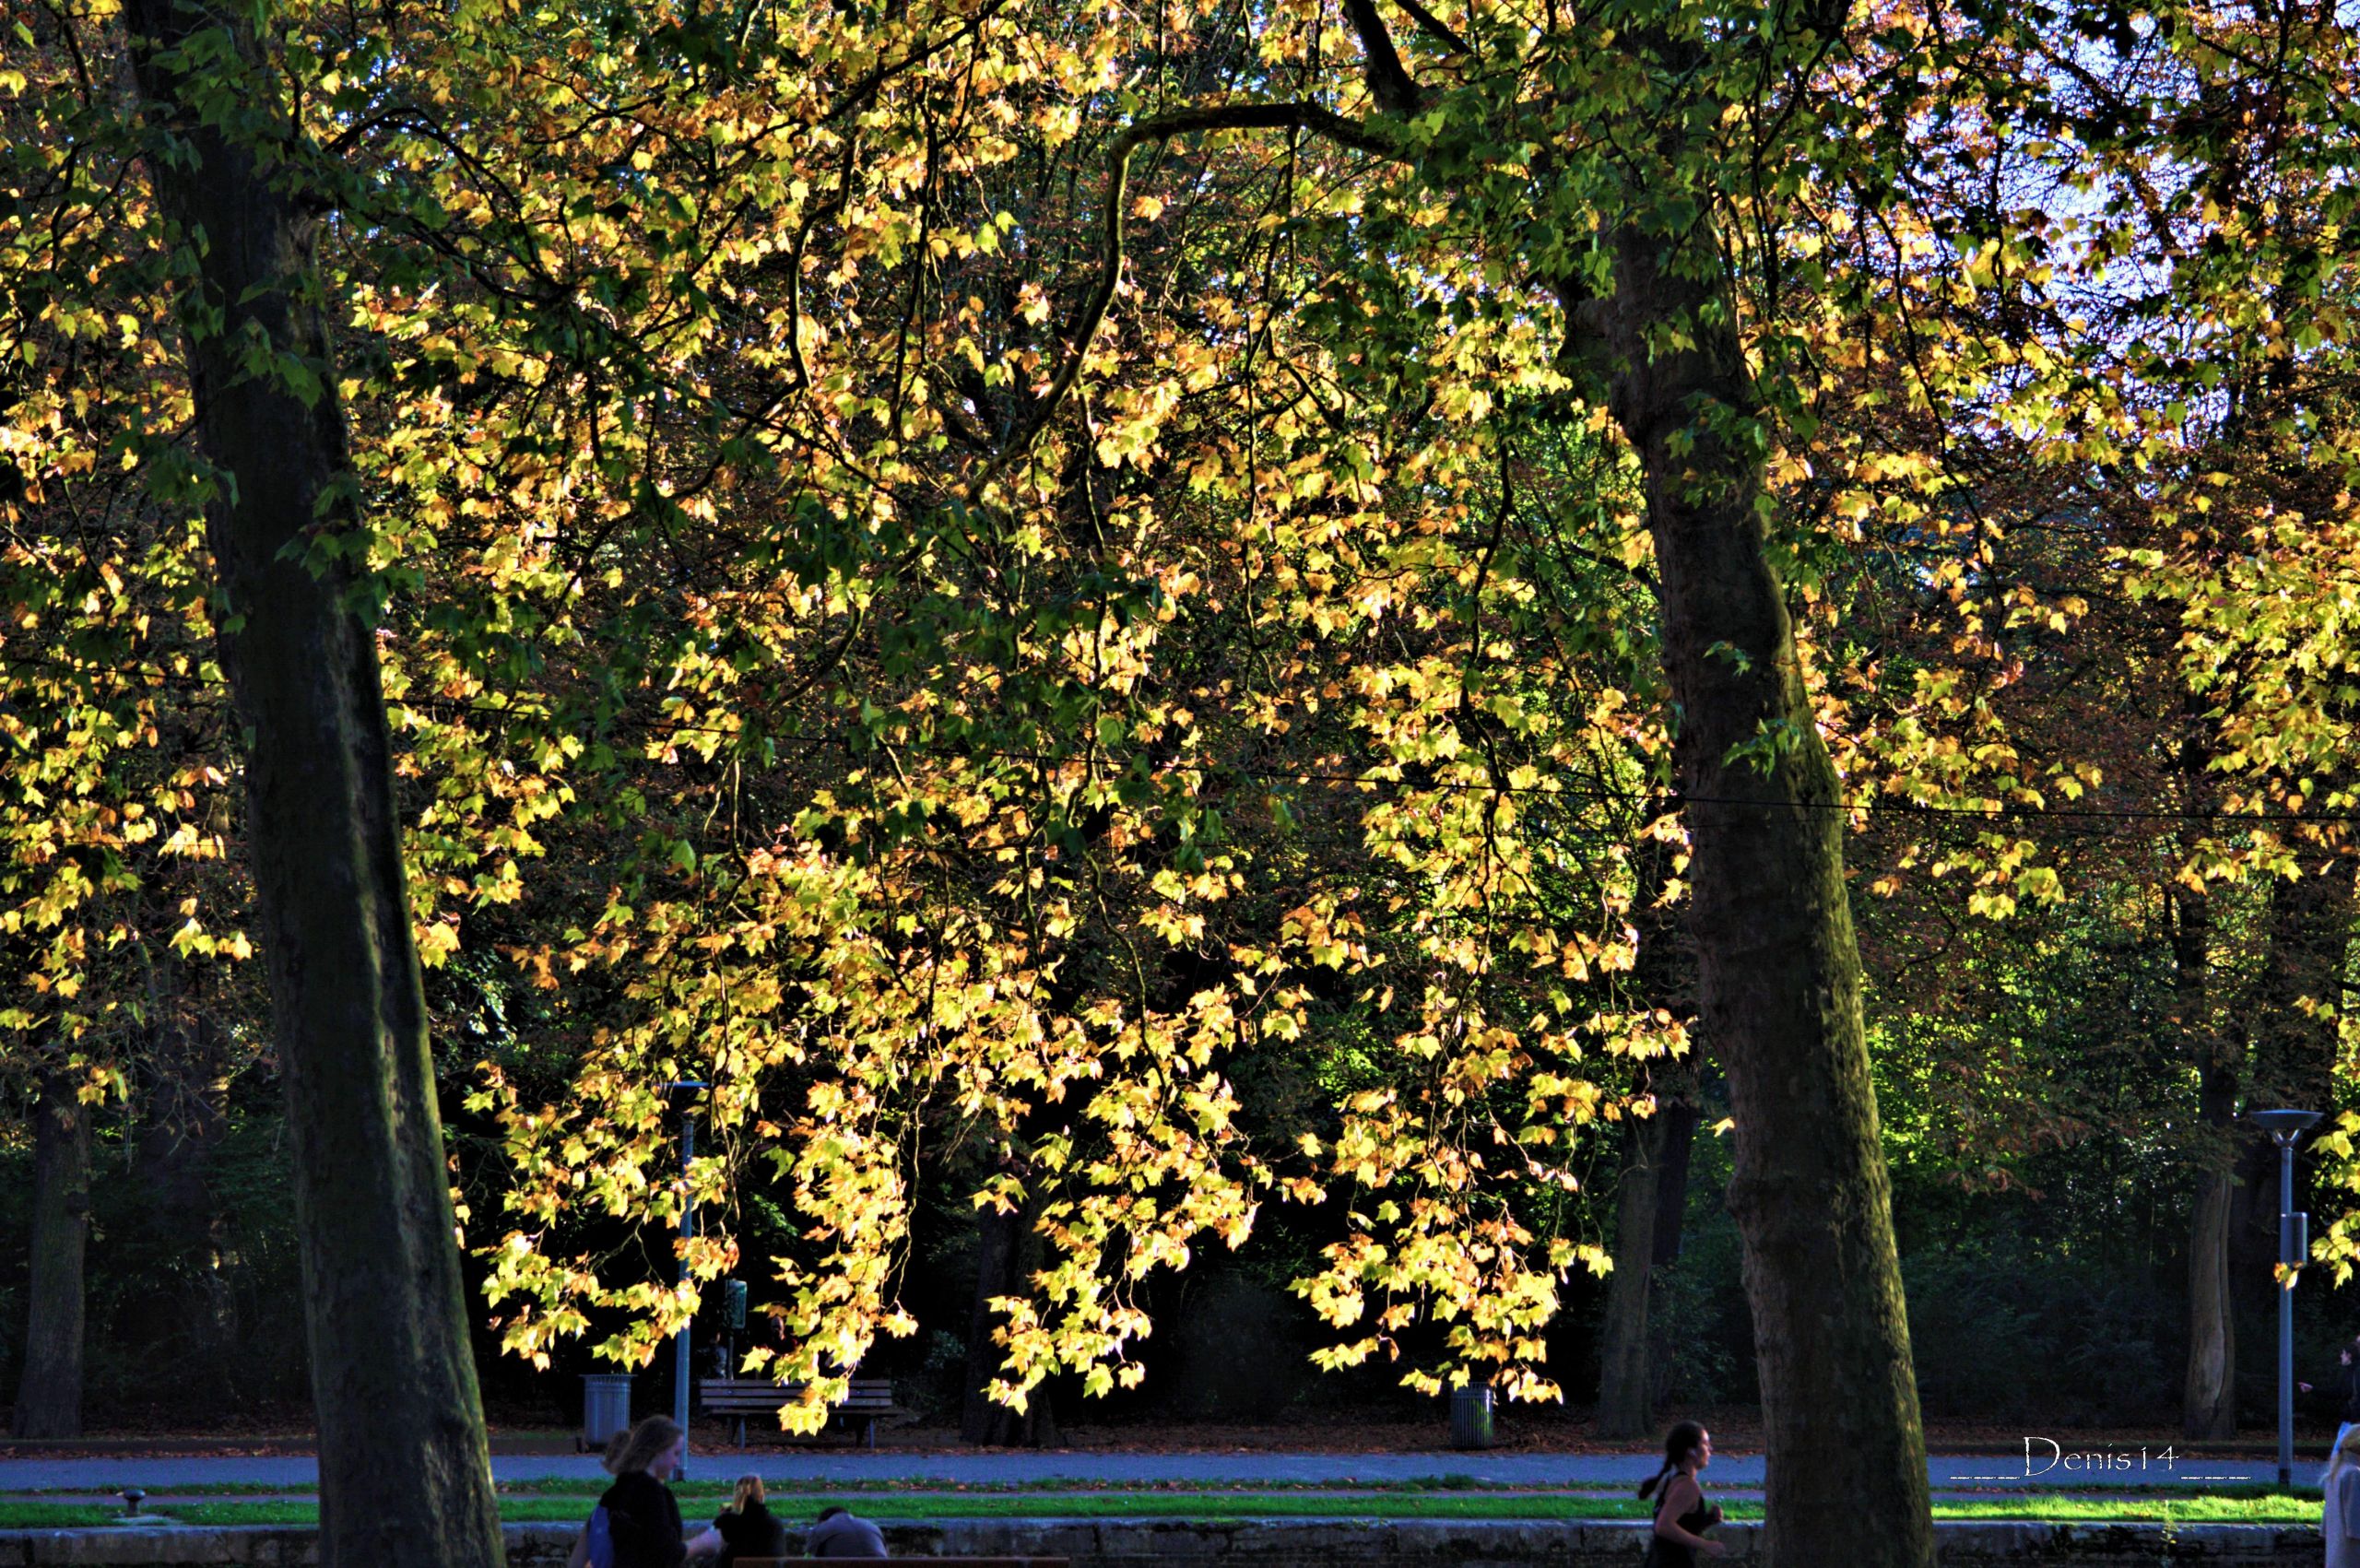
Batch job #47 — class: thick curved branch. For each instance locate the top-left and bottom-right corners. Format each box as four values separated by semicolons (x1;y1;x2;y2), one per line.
1344;0;1422;115
1391;0;1474;58
964;101;1393;505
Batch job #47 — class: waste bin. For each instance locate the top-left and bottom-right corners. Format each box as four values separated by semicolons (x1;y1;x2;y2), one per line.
582;1373;634;1452
1448;1384;1495;1450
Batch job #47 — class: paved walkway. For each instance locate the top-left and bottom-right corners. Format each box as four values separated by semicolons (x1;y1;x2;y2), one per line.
0;1448;2302;1494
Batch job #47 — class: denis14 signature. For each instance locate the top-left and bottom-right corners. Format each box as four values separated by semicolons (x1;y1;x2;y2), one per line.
2024;1438;2178;1476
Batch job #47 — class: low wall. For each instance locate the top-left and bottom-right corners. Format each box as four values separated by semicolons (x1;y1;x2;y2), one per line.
0;1516;2324;1566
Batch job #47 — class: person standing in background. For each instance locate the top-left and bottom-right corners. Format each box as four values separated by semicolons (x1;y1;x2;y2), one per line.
599;1417;691;1568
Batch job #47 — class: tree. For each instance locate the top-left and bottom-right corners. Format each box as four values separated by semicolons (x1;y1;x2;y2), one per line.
1307;0;1945;1550
22;0;2360;1553
313;4;1941;1552
2;3;269;1436
115;0;505;1560
434;0;1659;1428
11;1064;91;1438
1594;837;1698;1440
2049;4;2360;1427
1592;1071;1698;1439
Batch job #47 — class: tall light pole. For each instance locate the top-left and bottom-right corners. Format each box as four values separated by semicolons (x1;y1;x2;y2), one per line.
2250;1108;2320;1489
665;1079;711;1474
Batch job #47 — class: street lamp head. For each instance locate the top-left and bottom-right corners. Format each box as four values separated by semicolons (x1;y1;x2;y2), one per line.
2248;1108;2323;1141
662;1079;712;1114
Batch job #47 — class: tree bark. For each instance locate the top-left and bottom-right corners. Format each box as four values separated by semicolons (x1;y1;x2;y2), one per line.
2161;690;2236;1444
1595;1104;1670;1438
1557;218;1935;1566
12;1071;91;1440
960;1203;1021;1444
122;6;504;1562
1596;836;1699;1440
2228;857;2356;1362
1649;1100;1698;1268
135;967;242;1408
961;1197;1060;1447
2183;1166;2236;1437
2171;878;2236;1440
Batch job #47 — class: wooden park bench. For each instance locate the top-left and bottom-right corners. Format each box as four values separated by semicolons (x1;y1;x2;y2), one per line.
698;1374;903;1448
737;1560;1067;1568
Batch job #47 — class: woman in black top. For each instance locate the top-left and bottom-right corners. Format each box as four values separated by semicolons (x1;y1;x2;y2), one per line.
710;1474;790;1567
1636;1421;1723;1565
599;1416;690;1568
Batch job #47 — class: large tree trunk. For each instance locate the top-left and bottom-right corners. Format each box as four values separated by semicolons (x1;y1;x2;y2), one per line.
1559;219;1934;1567
12;1070;91;1439
122;8;504;1563
2224;1080;2275;1393
961;1204;1021;1444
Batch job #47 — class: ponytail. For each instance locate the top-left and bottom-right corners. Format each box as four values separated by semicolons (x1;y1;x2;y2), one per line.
1636;1421;1707;1499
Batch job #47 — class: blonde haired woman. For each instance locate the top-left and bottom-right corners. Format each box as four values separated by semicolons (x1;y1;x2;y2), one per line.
2327;1424;2360;1568
598;1416;691;1568
707;1474;788;1566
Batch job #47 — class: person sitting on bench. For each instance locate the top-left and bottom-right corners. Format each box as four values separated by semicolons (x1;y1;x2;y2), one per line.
703;1475;788;1567
806;1504;887;1558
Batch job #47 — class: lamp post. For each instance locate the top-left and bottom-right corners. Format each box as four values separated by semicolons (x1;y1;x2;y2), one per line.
2249;1108;2321;1489
665;1079;711;1474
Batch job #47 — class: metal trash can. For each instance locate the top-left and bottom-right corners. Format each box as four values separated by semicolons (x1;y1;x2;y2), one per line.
1448;1384;1495;1450
582;1373;634;1452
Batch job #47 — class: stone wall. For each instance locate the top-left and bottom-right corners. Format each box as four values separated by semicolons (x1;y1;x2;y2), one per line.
0;1516;2325;1565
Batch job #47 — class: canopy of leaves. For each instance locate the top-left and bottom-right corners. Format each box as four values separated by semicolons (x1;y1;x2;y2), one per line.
6;0;2356;1420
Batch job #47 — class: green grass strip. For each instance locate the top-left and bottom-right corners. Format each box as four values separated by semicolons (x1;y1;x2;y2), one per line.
0;1505;134;1528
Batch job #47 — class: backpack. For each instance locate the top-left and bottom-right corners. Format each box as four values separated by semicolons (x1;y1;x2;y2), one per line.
584;1504;615;1568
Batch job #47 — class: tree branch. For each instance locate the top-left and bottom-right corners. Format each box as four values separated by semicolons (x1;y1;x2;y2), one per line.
1344;0;1422;115
1391;0;1474;58
964;102;1393;505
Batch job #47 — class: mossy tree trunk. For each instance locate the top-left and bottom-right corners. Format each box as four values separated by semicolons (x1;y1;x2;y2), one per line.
12;1069;91;1440
1557;218;1935;1567
122;4;504;1562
